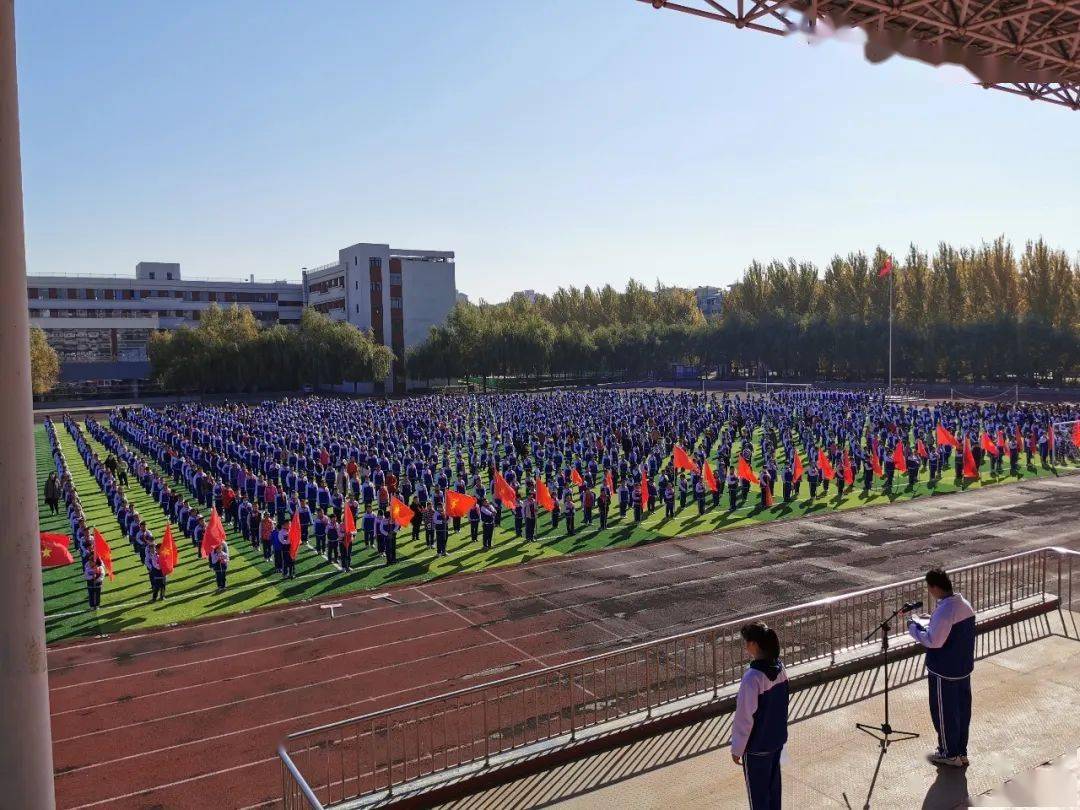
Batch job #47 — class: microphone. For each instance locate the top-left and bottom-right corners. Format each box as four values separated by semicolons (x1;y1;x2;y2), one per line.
901;601;923;613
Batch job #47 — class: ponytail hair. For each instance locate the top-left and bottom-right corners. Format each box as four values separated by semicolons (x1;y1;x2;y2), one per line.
740;621;781;660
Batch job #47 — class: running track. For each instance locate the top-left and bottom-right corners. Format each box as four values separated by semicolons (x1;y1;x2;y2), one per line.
49;473;1080;809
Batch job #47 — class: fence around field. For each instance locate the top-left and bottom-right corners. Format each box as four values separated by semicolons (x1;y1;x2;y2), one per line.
279;546;1078;809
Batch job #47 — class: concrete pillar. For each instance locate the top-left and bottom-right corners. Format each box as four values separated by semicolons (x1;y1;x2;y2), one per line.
0;2;57;808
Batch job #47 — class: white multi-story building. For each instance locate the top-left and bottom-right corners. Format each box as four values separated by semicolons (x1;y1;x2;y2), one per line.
303;242;456;393
27;262;303;382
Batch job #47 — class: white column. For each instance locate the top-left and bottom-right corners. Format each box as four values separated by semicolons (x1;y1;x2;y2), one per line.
0;2;57;807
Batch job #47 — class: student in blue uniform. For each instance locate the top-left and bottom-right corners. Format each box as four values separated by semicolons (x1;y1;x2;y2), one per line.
908;568;976;768
731;622;788;810
362;505;377;548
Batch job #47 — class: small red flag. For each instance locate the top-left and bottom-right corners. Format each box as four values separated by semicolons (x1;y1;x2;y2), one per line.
763;486;773;507
1072;422;1080;450
980;432;999;457
892;443;908;474
1028;431;1038;455
737;456;759;485
445;490;476;519
389;495;415;527
703;461;719;493
916;439;928;459
604;469;614;492
962;437;980;479
871;447;884;478
936;424;959;448
817;449;835;480
673;445;699;473
536;479;556;512
879;256;893;277
93;528;114;580
40;533;74;568
159;524;179;576
343;502;356;534
640;471;650;510
201;506;227;558
288;511;301;560
843;450;854;486
493;472;517;509
792;453;804;484
1047;425;1056;454
570;468;584;487
1015;426;1024;449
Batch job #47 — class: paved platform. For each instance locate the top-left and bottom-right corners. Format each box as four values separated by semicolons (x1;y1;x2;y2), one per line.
444;611;1080;810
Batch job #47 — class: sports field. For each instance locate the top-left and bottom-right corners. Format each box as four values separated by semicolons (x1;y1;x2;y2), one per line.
37;419;1077;644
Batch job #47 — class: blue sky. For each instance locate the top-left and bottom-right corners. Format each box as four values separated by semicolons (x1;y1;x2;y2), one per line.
15;1;1079;301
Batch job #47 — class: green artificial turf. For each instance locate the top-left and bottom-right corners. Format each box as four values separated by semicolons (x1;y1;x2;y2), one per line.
37;421;1077;644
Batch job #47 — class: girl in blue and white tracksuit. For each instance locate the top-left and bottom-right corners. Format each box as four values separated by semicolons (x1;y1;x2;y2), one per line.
731;622;789;810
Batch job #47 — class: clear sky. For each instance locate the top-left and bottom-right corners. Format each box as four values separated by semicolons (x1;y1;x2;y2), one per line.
15;1;1080;301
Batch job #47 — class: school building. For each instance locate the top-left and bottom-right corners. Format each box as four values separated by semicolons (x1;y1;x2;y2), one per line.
302;242;457;393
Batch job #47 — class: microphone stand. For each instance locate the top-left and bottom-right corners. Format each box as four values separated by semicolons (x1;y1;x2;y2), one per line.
852;606;919;809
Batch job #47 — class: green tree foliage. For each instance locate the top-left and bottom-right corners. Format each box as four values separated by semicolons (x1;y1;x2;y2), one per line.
409;240;1080;385
148;304;393;393
30;326;60;395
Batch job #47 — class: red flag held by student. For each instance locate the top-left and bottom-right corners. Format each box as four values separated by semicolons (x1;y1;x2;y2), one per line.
1073;422;1080;450
962;437;980;479
1047;424;1056;455
817;448;835;480
639;471;650;510
980;432;999;457
159;524;179;576
842;450;854;486
570;467;584;487
389;495;415;527
892;443;908;474
1015;426;1024;449
93;528;114;580
916;439;928;459
996;429;1006;450
604;469;614;493
343;502;356;534
936;424;959;448
792;453;804;484
445;490;476;519
763;486;773;507
673;445;699;473
870;446;884;478
201;506;227;558
878;256;893;277
536;479;557;512
737;456;759;485
288;511;301;560
40;533;74;568
703;461;719;493
494;472;518;509
1028;431;1038;455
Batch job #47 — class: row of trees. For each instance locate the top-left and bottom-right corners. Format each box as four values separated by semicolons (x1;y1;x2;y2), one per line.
30;326;60;395
408;238;1079;385
148;306;394;393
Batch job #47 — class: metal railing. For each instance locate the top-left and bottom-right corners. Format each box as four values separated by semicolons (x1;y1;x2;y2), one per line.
279;546;1078;809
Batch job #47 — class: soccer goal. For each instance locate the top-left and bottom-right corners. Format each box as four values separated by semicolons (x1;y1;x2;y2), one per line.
745;381;812;395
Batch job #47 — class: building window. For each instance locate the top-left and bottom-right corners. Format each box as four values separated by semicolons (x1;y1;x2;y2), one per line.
166;272;173;280
389;272;402;285
355;304;359;314
148;272;155;279
370;282;381;293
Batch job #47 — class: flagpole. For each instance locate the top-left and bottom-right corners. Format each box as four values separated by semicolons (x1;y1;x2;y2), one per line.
887;258;893;400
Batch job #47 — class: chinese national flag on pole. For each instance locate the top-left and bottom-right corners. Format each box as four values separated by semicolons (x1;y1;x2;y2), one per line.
604;469;614;492
445;490;476;519
936;424;959;448
962;437;980;479
201;507;226;559
817;449;835;480
342;502;357;550
879;256;893;277
288;511;302;560
570;467;584;487
93;528;114;580
159;524;179;576
389;495;415;527
640;472;650;510
702;461;719;493
494;472;517;509
737;456;759;485
673;445;699;473
792;452;804;484
842;450;854;486
980;432;999;457
892;443;908;474
535;479;556;512
40;533;74;568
